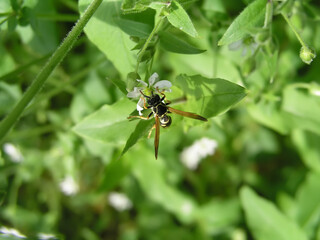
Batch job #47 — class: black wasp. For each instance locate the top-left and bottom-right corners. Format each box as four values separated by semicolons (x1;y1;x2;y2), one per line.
128;91;207;159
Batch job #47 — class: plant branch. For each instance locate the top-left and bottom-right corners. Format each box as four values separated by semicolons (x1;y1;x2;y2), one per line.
0;0;103;142
135;16;165;74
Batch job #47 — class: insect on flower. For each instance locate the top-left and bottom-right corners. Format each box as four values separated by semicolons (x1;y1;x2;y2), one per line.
128;89;207;159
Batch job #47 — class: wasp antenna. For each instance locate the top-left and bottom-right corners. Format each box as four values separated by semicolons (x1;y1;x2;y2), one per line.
140;90;150;98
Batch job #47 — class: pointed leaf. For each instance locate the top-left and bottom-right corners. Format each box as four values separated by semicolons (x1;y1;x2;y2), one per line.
175;75;246;118
167;0;198;38
218;0;267;46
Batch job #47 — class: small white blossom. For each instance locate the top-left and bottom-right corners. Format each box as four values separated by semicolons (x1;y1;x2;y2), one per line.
311;89;320;96
59;176;79;196
127;73;172;115
38;233;58;240
108;192;132;211
180;137;218;170
228;37;258;57
181;201;193;215
0;226;26;239
3;143;24;163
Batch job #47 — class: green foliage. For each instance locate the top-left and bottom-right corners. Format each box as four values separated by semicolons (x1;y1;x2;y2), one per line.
0;0;320;239
240;186;308;240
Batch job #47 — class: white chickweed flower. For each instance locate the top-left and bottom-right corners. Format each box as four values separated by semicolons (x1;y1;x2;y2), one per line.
180;137;218;170
127;72;172;115
59;176;79;196
0;226;26;239
3;143;24;163
228;37;258;57
108;192;133;211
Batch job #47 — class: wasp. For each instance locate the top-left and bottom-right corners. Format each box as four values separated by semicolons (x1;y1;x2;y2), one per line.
128;91;207;159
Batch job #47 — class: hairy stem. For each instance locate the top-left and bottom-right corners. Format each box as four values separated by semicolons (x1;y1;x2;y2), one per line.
0;0;102;142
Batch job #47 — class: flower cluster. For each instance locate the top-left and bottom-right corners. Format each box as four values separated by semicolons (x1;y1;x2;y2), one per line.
127;73;172;115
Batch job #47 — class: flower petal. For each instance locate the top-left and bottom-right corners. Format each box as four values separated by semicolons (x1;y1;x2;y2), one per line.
137;79;148;87
148;72;159;86
154;80;172;91
127;87;143;98
137;98;144;115
228;40;243;51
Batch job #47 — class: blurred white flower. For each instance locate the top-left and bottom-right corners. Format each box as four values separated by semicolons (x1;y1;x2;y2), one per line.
311;89;320;96
38;233;58;240
59;176;79;196
181;201;193;215
0;226;26;239
228;37;258;57
3;143;24;163
127;72;172;115
180;137;218;170
108;192;132;211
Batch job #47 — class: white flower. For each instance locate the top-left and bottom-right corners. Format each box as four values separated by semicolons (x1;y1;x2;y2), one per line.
3;143;24;163
59;176;79;196
0;226;26;239
180;137;218;170
127;72;172;115
37;233;58;240
108;192;132;211
228;37;258;57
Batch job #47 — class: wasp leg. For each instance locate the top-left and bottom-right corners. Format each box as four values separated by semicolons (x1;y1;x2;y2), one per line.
148;123;156;138
157;89;171;105
127;115;150;120
127;111;153;120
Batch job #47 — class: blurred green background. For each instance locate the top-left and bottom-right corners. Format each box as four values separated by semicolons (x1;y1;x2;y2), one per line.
1;0;320;239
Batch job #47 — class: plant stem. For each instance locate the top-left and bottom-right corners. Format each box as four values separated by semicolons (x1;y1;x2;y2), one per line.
0;0;103;142
264;0;273;28
281;12;307;48
135;16;165;74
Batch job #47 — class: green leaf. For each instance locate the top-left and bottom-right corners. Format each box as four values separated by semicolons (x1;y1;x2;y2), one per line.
128;146;198;224
247;99;290;134
98;157;131;192
218;0;267;46
295;172;320;238
196;198;241;235
158;31;206;54
292;129;320;174
121;119;154;157
240;186;308;240
73;98;137;145
167;1;198;38
282;85;320;134
113;17;152;38
79;0;136;78
175;75;246;118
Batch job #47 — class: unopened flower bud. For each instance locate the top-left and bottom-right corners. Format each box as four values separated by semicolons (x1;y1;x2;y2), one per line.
300;46;316;64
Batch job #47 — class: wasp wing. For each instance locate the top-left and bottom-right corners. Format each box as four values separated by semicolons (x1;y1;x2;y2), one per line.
154;115;160;159
168;107;207;121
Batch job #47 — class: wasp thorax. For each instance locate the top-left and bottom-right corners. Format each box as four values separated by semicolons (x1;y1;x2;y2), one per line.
160;115;172;128
147;94;161;105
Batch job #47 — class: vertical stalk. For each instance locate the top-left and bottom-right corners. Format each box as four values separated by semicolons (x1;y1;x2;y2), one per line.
0;0;103;141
